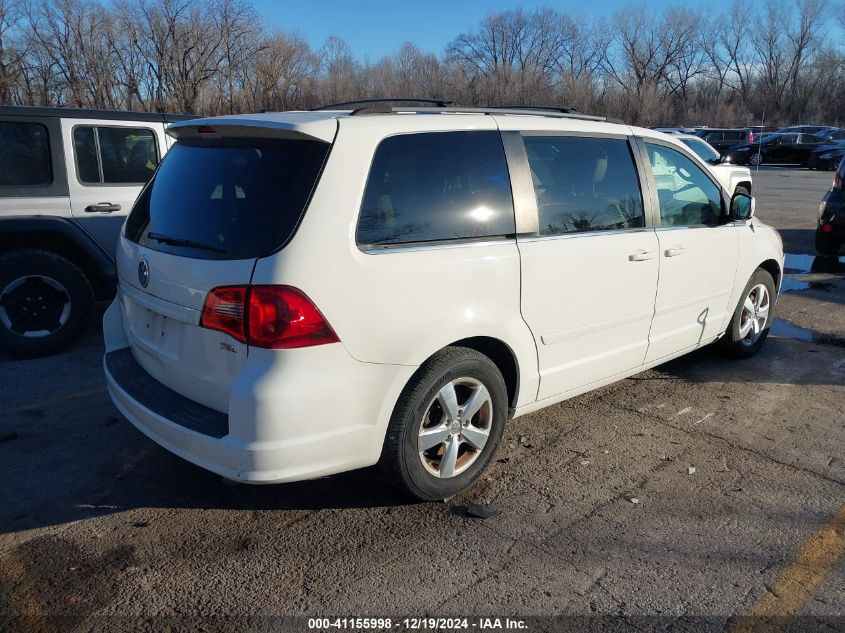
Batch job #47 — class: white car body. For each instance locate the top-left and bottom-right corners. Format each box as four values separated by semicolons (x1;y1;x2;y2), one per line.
675;133;753;195
103;107;783;490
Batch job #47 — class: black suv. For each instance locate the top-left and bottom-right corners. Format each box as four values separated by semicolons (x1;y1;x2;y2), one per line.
0;106;193;358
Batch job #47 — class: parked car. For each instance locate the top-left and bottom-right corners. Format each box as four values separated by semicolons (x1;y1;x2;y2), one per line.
0;106;193;358
676;134;752;194
808;141;845;171
776;125;830;135
103;103;783;500
693;128;753;154
653;127;697;135
817;158;845;256
815;128;845;142
726;132;826;166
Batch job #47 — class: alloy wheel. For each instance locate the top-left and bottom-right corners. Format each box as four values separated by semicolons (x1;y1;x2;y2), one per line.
417;377;493;478
739;283;770;346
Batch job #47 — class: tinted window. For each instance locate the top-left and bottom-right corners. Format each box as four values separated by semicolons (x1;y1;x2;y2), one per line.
0;121;52;186
702;131;723;141
357;131;514;247
73;127;99;183
125;138;330;260
74;126;159;185
646;143;722;226
681;138;720;163
524;136;644;235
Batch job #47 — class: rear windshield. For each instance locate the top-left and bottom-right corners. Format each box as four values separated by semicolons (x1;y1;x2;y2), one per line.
125;138;330;260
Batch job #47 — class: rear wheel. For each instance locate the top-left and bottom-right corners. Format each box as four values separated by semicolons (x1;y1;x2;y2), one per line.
0;250;94;358
815;229;841;256
750;153;763;167
379;347;508;501
718;269;775;358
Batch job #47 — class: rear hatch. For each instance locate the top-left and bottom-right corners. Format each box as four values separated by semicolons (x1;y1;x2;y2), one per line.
117;117;335;412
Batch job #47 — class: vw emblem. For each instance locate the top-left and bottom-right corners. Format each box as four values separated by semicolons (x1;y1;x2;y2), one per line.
138;258;150;288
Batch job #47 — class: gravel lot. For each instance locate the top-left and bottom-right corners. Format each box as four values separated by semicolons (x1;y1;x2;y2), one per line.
1;167;843;632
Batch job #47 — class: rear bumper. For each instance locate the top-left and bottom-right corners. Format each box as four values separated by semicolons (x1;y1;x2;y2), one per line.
103;300;416;483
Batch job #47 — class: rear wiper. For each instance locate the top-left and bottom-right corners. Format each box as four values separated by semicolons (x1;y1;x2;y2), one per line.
146;232;226;254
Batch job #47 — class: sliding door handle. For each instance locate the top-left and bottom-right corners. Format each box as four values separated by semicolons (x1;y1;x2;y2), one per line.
664;246;686;257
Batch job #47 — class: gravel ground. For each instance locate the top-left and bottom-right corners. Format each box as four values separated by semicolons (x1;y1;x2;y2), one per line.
1;167;843;632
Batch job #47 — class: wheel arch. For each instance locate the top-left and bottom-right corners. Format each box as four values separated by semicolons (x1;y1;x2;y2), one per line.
0;217;116;299
446;336;520;415
758;258;781;291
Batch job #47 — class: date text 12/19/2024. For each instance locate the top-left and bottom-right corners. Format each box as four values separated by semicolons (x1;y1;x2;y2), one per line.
308;618;528;630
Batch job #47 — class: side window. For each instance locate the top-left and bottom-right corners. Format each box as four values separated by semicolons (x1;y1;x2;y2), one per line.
357;131;515;247
523;135;644;236
646;143;723;227
0;121;52;186
73;126;159;185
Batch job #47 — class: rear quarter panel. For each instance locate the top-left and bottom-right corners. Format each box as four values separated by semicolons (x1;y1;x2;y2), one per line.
249;115;541;408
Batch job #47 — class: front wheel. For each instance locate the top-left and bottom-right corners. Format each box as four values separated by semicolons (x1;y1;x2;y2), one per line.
749;153;763;167
379;347;508;501
717;269;775;358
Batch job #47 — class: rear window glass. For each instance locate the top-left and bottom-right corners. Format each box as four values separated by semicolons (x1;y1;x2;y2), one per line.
357;131;515;247
0;121;52;187
125;138;329;260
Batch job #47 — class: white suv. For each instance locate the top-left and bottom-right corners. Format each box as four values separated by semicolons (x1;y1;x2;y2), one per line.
103;103;784;500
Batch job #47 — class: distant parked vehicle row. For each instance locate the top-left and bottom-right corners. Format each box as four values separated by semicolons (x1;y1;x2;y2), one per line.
725;132;827;167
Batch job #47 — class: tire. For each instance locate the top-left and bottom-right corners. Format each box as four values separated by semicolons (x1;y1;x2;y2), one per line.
815;230;841;256
0;249;94;358
749;153;762;167
718;269;775;358
379;346;508;501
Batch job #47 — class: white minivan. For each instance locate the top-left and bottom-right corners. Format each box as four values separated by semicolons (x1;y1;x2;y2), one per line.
103;103;784;500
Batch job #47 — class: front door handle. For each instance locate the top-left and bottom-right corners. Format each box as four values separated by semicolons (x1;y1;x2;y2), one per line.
628;250;656;261
85;202;121;213
664;246;686;257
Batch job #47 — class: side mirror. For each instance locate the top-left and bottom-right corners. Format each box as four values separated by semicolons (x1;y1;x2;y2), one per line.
730;191;755;221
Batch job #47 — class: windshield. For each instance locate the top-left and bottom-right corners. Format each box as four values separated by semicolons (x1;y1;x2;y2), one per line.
125;138;330;260
681;138;720;163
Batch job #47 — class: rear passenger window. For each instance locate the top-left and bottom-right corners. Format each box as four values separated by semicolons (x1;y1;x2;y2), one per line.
73;126;159;185
357;131;515;247
0;121;52;186
523;136;645;236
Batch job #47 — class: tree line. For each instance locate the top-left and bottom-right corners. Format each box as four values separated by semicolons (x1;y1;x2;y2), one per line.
0;0;842;127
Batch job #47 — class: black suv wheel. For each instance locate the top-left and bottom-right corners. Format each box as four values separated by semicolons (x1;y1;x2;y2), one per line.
0;249;94;358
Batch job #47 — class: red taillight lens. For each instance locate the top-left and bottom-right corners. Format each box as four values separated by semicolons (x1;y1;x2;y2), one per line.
200;286;247;342
200;285;338;349
821;223;834;233
749;131;755;143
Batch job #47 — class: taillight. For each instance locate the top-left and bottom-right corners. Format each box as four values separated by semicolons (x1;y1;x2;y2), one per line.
200;286;247;342
749;131;755;143
200;285;338;349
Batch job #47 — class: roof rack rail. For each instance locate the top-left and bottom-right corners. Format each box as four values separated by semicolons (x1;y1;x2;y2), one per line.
312;98;455;111
498;104;577;114
348;105;610;123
